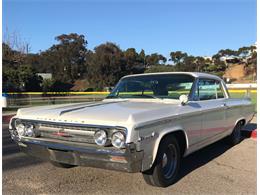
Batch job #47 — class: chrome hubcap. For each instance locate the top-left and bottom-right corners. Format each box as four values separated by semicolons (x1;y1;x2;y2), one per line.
161;144;177;179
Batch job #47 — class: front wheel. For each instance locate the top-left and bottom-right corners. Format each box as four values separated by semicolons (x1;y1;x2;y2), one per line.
142;136;181;187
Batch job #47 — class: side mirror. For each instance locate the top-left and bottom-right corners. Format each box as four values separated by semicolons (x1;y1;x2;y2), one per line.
179;94;189;105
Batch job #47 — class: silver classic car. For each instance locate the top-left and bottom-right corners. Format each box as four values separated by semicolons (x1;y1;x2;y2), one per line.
9;72;255;187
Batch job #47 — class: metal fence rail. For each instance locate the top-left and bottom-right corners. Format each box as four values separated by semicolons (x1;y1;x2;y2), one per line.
5;94;106;108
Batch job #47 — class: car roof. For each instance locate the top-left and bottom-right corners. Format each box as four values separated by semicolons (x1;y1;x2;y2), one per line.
122;72;223;81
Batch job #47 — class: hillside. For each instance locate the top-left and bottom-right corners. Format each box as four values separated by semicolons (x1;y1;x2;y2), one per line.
223;63;256;83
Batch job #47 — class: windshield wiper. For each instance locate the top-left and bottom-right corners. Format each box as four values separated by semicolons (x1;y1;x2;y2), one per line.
131;94;161;99
107;94;162;100
106;95;122;99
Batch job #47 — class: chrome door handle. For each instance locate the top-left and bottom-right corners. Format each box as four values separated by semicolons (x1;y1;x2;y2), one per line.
221;103;230;109
221;103;227;107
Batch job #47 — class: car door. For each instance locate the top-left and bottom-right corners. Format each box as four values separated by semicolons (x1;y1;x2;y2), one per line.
194;78;227;140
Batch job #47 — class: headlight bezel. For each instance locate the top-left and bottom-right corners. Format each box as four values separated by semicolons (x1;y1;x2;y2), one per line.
94;129;110;146
93;128;127;148
16;123;26;138
25;124;35;137
111;131;126;149
14;119;26;138
11;119;38;139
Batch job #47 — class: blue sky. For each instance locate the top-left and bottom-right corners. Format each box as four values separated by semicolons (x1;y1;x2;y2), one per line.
3;0;256;58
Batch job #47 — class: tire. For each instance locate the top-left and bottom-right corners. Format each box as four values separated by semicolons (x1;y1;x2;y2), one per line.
50;161;77;168
227;121;243;146
142;136;181;187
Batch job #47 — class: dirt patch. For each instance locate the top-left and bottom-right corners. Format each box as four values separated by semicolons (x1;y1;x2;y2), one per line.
223;64;245;81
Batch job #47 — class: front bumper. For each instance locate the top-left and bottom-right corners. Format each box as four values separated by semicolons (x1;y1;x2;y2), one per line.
17;137;143;173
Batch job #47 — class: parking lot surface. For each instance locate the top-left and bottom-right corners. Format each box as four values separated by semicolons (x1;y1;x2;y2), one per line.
2;120;256;195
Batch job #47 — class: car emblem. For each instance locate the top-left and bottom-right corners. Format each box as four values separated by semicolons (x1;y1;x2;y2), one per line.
53;128;73;137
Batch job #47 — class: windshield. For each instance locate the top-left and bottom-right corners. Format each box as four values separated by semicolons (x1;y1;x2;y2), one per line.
106;74;195;99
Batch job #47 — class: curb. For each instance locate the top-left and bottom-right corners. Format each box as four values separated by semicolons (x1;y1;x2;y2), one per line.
2;114;257;139
250;129;257;139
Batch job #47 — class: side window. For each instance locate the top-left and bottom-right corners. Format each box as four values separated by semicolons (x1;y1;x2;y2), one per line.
194;79;225;101
216;81;225;98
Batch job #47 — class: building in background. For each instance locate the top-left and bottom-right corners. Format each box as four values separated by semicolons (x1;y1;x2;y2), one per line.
37;73;52;80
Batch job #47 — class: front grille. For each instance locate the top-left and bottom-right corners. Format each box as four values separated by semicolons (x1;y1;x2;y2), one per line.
14;119;127;145
35;122;113;144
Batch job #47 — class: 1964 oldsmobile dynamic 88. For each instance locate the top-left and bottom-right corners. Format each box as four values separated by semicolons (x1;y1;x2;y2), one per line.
9;72;255;187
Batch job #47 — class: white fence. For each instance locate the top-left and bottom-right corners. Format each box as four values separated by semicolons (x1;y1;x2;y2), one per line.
226;83;257;89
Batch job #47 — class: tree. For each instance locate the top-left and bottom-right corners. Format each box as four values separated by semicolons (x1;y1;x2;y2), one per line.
42;79;54;93
170;51;188;64
145;65;176;73
86;42;125;90
124;48;138;72
2;39;43;92
18;65;43;91
146;53;167;66
24;53;41;72
3;67;20;92
123;48;145;74
171;54;197;72
41;33;88;83
245;51;257;81
217;49;237;57
195;57;206;72
238;46;251;57
139;49;146;66
3;64;42;92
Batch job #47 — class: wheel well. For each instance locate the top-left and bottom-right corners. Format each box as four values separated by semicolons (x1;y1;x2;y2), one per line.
161;130;187;157
237;119;246;126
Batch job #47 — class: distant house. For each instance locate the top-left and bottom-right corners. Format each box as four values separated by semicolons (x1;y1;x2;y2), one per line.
37;73;52;80
220;56;242;64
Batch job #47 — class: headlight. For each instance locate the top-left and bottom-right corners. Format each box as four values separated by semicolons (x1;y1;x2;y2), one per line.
16;123;26;138
25;124;35;137
111;131;126;149
13;120;37;138
94;130;109;146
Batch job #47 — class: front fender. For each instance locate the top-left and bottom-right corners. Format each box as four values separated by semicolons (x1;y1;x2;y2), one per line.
136;124;189;172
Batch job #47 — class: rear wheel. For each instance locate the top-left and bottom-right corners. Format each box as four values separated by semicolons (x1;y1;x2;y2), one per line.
142;136;181;187
227;121;243;145
50;161;77;168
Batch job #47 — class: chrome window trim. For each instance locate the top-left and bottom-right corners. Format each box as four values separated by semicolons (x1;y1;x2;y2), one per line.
109;74;196;100
190;77;228;101
221;80;230;98
189;78;199;101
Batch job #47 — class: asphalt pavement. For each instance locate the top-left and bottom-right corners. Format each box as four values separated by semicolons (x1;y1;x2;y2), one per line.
2;119;257;195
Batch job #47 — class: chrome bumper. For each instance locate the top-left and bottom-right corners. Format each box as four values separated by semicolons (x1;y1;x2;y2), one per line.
17;138;143;173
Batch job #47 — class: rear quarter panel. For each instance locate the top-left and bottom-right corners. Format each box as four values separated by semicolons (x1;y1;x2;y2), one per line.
225;98;255;133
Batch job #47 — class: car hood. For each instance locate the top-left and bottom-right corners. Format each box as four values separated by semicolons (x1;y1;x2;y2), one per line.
15;99;182;127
